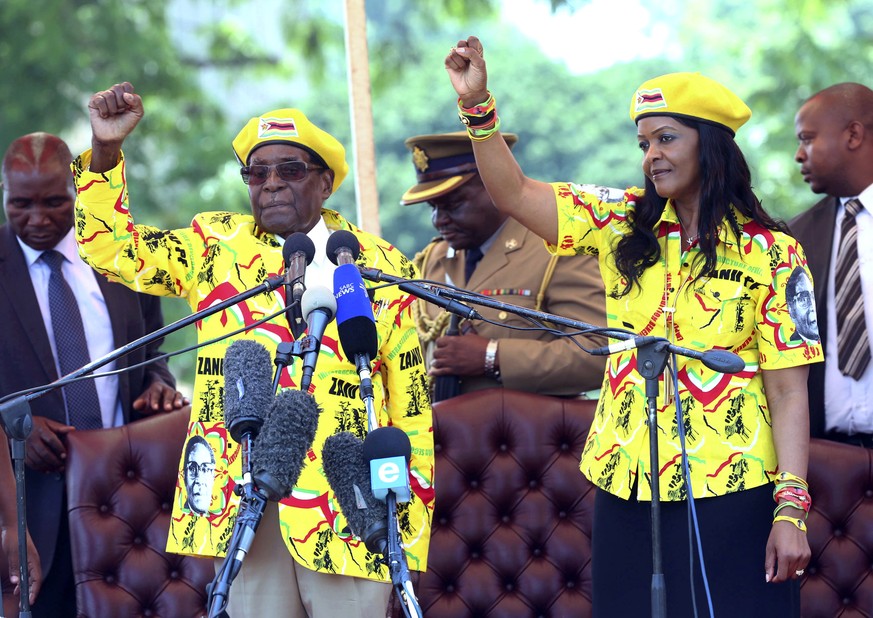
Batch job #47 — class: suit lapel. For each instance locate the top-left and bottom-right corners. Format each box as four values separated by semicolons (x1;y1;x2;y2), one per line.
0;226;59;381
466;219;526;290
438;248;465;289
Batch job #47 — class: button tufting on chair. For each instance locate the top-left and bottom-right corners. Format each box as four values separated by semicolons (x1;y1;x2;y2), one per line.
64;409;213;618
400;388;873;618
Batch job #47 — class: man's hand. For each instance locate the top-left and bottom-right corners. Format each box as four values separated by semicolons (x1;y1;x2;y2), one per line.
133;381;190;416
430;332;492;377
88;81;143;172
24;416;75;473
445;36;490;108
2;526;42;606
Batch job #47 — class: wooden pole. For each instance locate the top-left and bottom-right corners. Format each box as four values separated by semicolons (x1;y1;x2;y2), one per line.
343;0;381;235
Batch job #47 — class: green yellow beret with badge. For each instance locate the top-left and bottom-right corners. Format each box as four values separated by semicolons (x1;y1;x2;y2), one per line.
630;72;751;135
232;108;349;192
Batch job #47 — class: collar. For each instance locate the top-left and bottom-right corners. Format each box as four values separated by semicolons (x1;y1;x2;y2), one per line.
272;216;332;268
654;199;739;247
840;183;873;210
17;228;78;268
446;219;508;259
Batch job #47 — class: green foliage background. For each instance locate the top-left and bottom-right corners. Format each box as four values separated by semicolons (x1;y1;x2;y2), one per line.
2;0;871;390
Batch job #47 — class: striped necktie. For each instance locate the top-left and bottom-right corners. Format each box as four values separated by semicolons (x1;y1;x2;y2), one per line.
835;199;870;380
41;250;104;429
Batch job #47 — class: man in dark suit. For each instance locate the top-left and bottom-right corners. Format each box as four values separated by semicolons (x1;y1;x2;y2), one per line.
790;83;873;446
0;132;188;617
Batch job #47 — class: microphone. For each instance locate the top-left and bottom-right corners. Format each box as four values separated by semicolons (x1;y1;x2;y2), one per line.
322;431;389;555
330;234;379;431
698;349;745;374
326;229;360;266
223;340;275;444
251;389;321;501
362;426;412;503
590;336;745;375
299;286;337;392
283;233;316;338
334;263;379;362
589;336;664;357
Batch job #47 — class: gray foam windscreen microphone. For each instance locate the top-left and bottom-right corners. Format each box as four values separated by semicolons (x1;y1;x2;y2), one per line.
222;339;275;443
322;431;389;555
251;389;321;501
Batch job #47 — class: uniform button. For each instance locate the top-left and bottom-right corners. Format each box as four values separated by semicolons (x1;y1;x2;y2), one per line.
498;311;508;320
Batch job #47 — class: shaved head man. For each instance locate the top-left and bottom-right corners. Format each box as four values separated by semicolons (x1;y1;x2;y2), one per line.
790;83;873;447
1;132;186;617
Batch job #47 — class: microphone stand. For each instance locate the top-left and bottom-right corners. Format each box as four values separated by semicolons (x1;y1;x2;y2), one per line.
352;355;421;617
637;340;671;618
357;354;378;432
271;338;319;393
385;490;421;618
1;399;33;618
0;274;285;617
206;486;268;618
207;336;320;616
362;270;746;618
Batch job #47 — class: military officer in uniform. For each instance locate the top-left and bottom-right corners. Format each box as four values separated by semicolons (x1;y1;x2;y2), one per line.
402;131;607;399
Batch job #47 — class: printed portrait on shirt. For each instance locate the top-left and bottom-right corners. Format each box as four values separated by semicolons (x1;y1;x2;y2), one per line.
183;435;216;516
786;267;820;343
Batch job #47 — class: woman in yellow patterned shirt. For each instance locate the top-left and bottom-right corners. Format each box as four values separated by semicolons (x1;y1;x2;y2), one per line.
444;36;820;617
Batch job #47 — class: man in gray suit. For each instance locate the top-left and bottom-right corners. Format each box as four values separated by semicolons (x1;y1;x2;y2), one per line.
0;132;188;617
790;83;873;446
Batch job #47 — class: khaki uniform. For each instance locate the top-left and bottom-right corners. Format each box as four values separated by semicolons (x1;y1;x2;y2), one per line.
415;218;607;397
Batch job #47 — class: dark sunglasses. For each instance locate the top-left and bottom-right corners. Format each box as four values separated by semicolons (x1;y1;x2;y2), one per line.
240;161;325;185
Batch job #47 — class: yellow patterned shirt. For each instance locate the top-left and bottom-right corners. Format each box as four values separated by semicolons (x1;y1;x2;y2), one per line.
548;182;823;501
73;151;434;580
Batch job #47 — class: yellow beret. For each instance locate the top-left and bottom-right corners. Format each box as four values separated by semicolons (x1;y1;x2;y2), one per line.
630;72;751;135
400;131;518;206
232;108;349;192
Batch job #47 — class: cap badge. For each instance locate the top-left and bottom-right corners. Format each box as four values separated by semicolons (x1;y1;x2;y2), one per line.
258;117;299;138
412;146;430;173
635;88;668;113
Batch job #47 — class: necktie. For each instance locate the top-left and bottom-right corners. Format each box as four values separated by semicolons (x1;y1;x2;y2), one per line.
834;199;870;380
41;250;103;429
464;247;484;284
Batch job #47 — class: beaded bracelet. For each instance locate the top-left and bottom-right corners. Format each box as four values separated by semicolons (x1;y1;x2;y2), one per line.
773;515;807;532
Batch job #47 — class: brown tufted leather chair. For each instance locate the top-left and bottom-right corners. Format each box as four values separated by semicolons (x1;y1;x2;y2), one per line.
64;409;213;618
417;388;873;618
802;437;873;616
417;388;596;617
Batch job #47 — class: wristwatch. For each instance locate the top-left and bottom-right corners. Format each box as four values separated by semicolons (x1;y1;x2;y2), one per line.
484;339;501;382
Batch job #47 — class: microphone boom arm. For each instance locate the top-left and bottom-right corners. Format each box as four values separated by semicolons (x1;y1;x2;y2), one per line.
358;268;744;374
0;274;287;410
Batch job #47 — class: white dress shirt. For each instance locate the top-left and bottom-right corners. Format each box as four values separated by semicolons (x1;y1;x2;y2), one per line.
273;217;338;307
824;183;873;434
18;229;122;428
